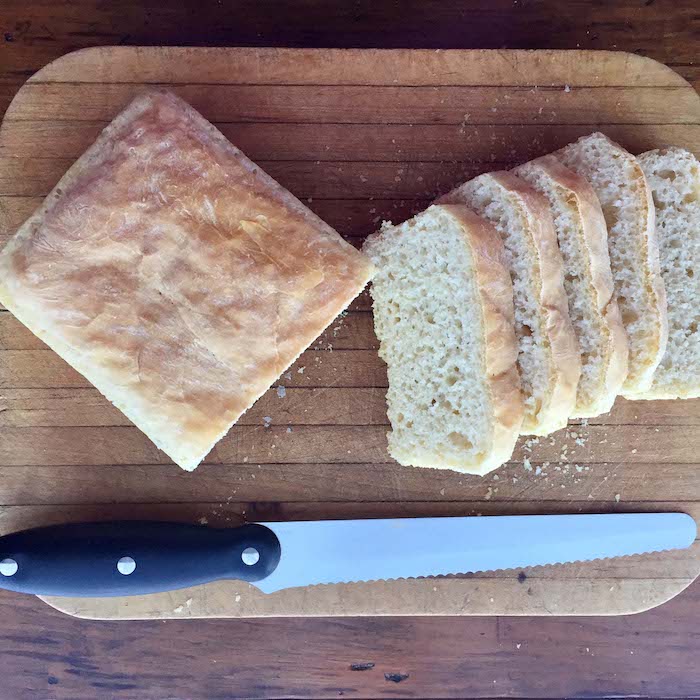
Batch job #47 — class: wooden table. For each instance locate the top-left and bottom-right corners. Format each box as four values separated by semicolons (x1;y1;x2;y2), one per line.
0;2;699;698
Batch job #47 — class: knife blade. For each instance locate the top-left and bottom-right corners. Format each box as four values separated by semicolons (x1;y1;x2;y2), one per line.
0;513;695;598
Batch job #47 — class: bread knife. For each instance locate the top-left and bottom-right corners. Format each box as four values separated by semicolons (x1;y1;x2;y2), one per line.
0;513;695;598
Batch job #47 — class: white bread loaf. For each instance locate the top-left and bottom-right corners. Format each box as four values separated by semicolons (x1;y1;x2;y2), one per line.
0;91;375;471
514;155;629;417
363;204;524;475
555;132;668;396
631;147;700;399
438;172;580;435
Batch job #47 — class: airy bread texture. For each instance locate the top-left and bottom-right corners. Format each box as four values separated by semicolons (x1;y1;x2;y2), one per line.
363;204;523;475
0;90;375;471
555;132;668;396
438;172;580;435
514;155;629;417
631;147;700;399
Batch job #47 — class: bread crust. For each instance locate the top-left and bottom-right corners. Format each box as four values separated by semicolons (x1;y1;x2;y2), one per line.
555;132;668;396
0;89;375;470
444;205;524;473
514;155;629;417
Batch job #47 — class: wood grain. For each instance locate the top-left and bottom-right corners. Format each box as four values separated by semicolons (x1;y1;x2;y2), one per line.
0;37;699;697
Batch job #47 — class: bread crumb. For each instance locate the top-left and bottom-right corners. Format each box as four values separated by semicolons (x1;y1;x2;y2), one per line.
243;456;248;463
263;416;272;427
297;366;305;374
535;466;542;476
564;85;571;92
276;386;286;398
173;605;184;613
235;594;241;603
440;488;445;496
485;487;493;500
631;448;637;454
286;426;293;433
198;517;208;525
615;494;621;502
492;474;499;481
516;643;521;649
523;457;532;471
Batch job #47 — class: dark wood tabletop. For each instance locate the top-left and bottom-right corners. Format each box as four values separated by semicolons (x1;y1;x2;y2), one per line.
1;1;699;698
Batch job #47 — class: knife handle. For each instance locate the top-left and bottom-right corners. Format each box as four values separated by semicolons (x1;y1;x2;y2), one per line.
0;521;281;598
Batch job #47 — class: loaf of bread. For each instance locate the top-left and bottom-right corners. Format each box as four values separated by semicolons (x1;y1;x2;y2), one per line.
363;204;523;474
438;172;580;435
630;147;700;399
513;155;629;417
0;90;375;470
555;133;668;396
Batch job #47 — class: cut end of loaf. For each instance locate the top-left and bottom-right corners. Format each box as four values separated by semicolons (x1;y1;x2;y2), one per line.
633;147;700;399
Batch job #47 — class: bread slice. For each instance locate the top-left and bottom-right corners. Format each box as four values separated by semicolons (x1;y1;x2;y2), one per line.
437;172;580;435
513;155;628;417
631;147;700;399
363;204;523;475
555;132;668;396
0;90;375;471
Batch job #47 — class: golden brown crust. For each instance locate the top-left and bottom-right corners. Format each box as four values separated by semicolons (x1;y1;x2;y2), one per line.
445;205;524;473
0;89;375;470
515;155;629;417
477;172;581;435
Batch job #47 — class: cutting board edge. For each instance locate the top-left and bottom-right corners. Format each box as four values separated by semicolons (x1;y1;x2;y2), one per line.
37;575;698;620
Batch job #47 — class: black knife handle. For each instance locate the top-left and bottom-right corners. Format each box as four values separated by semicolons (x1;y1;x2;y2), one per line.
0;521;281;597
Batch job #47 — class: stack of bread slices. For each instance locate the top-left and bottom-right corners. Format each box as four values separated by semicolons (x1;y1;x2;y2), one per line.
363;133;699;476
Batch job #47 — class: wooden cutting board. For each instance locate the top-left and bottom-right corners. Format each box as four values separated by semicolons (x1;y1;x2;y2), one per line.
0;47;699;620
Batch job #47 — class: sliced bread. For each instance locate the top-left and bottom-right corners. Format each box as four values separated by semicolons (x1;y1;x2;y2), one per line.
555;132;668;396
632;147;700;399
438;172;580;435
363;204;523;475
514;155;629;417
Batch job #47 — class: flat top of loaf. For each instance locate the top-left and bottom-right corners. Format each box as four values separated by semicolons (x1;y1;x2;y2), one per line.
0;90;374;469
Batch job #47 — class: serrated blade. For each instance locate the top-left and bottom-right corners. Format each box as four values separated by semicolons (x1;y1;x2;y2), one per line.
255;513;696;593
